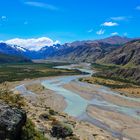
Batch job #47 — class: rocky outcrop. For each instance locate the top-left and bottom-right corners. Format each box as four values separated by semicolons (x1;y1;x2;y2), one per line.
0;101;26;140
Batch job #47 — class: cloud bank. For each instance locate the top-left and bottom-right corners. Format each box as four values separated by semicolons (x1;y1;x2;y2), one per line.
5;37;60;51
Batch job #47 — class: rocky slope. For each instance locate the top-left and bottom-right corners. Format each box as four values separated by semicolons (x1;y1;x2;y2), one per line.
100;39;140;66
98;39;140;84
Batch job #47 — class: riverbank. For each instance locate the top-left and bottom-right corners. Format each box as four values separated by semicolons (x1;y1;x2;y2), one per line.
80;63;140;98
2;63;140;140
80;76;140;98
10;77;115;140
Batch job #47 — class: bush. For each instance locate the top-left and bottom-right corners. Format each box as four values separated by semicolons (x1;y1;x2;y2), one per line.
49;109;57;115
21;119;48;140
39;113;51;120
51;122;73;138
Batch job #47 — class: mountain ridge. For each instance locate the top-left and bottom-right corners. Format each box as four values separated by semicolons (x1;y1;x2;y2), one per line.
100;39;140;66
0;36;134;61
46;36;131;62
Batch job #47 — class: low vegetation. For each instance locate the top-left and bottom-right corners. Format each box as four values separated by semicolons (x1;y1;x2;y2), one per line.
92;63;118;71
81;63;140;97
0;90;25;108
0;62;81;83
51;121;73;138
21;119;48;140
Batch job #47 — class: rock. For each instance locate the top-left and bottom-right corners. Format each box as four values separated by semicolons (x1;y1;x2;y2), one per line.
0;101;26;140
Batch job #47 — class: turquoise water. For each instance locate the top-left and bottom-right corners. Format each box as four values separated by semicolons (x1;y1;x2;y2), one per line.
42;76;89;117
42;65;140;120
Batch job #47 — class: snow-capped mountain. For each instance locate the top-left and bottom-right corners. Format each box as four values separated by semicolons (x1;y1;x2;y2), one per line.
0;36;132;61
0;42;62;59
0;43;26;56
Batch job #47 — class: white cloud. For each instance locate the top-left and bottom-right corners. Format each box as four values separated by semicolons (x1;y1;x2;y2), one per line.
102;22;118;27
4;37;60;51
96;29;105;35
136;6;140;10
111;16;126;21
88;29;93;33
24;1;58;10
111;32;119;36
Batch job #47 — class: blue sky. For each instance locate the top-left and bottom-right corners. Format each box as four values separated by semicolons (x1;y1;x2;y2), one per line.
0;0;140;43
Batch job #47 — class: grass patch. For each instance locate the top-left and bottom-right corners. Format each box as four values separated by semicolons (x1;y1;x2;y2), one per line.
81;76;140;96
92;63;118;71
80;76;133;88
94;74;138;85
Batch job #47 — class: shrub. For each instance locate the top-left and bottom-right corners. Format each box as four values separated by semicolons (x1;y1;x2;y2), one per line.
49;109;57;115
39;113;51;120
51;122;73;138
21;119;48;140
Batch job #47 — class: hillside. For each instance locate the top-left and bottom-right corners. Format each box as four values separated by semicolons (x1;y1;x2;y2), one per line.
98;39;140;84
0;52;31;63
47;36;130;62
100;39;140;66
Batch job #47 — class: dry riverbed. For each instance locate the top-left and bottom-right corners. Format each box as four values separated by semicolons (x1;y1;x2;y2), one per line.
0;77;116;140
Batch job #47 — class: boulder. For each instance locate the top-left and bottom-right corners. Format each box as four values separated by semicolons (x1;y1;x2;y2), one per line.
0;101;26;140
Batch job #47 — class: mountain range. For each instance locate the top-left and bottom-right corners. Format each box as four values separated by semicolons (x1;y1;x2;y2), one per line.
47;36;131;62
0;36;132;62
